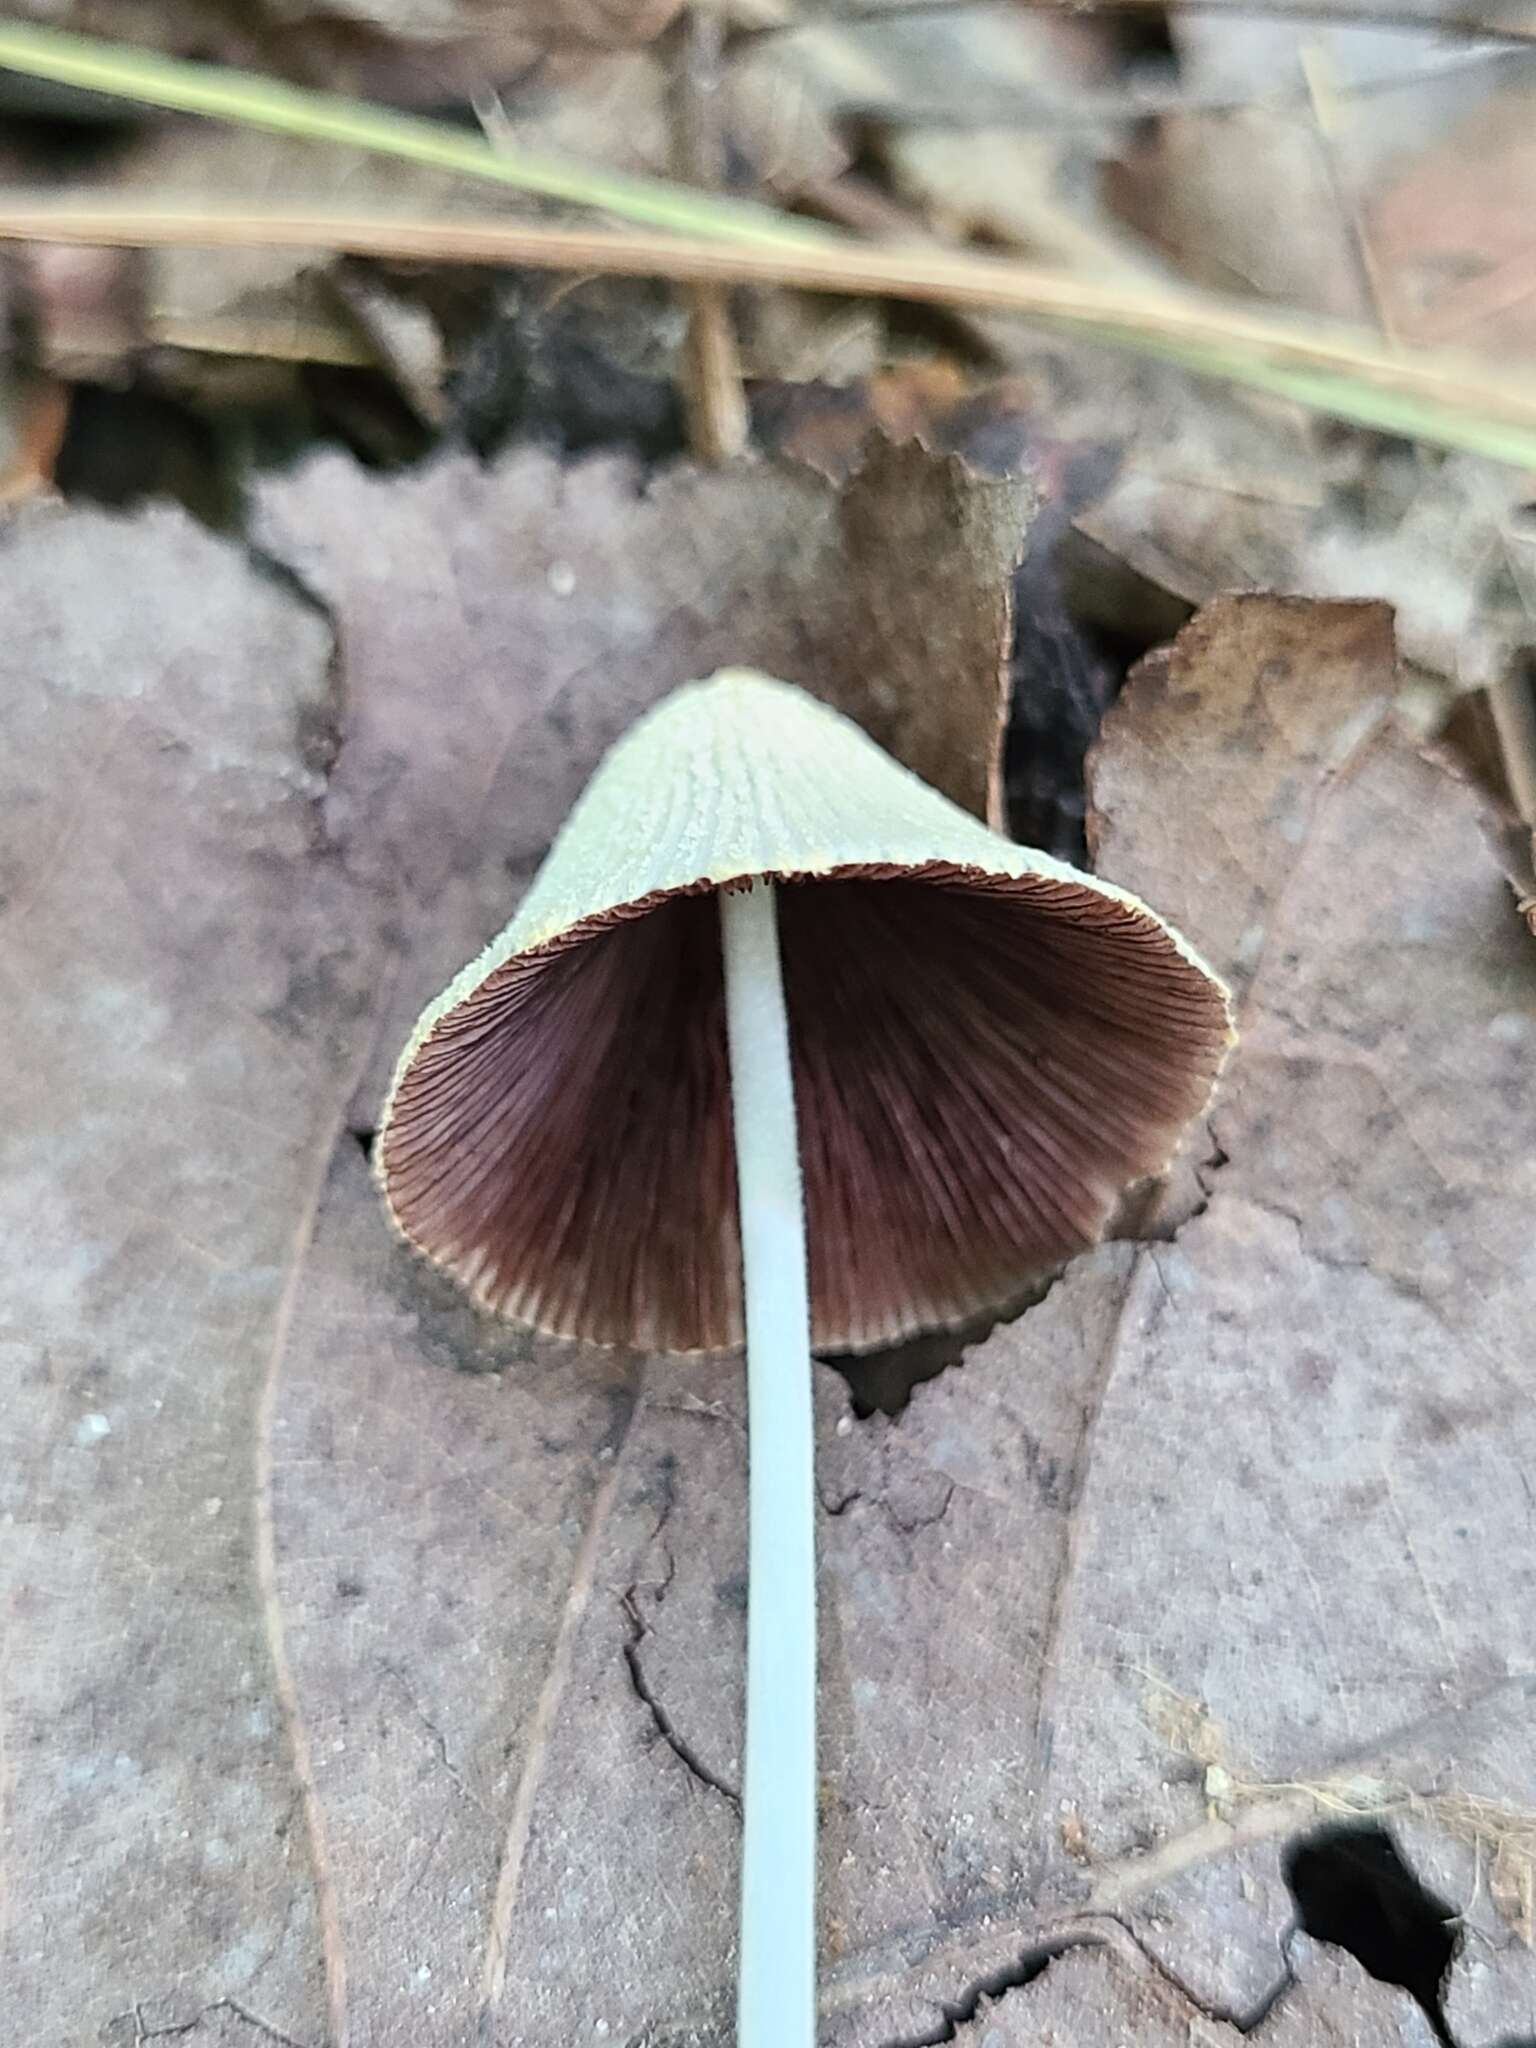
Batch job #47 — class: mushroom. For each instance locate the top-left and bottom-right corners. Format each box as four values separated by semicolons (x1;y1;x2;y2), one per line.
377;670;1233;2045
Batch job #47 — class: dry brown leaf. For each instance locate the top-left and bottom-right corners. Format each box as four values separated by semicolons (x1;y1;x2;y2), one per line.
1090;596;1398;1010
1072;596;1536;2031
5;447;1535;2046
0;441;1016;2042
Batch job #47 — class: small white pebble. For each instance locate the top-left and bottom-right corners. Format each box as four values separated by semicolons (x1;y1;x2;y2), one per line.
548;561;576;597
75;1413;111;1446
415;1964;432;1984
203;1496;223;1518
594;2022;610;2038
835;1415;852;1437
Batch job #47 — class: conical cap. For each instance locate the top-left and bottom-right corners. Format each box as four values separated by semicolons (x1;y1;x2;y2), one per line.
378;670;1233;1352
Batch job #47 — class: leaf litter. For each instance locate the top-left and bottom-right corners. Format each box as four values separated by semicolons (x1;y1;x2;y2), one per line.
2;420;1534;2048
8;1;1536;2040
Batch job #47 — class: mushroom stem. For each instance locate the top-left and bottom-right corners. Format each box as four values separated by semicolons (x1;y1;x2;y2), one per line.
719;877;817;2048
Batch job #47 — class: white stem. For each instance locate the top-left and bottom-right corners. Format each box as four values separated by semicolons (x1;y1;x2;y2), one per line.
720;879;816;2048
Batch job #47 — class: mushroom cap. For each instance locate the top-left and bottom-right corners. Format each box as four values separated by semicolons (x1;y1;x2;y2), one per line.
377;670;1233;1353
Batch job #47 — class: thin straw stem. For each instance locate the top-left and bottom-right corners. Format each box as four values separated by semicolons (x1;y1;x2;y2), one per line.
719;880;816;2048
4;199;1536;464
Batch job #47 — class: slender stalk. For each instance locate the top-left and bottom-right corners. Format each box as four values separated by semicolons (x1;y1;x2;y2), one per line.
719;880;816;2048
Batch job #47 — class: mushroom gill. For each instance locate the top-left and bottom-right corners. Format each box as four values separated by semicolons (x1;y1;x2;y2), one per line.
377;862;1230;1353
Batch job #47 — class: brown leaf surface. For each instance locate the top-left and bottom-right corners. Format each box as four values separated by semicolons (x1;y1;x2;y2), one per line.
3;450;1534;2047
1087;593;1397;1235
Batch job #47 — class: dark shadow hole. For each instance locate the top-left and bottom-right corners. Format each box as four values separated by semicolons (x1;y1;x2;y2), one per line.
54;365;435;536
56;383;241;533
450;286;687;466
1103;3;1177;68
821;1282;1048;1418
822;1324;978;1420
1008;518;1192;864
350;1127;377;1162
1284;1822;1459;2045
0;101;140;167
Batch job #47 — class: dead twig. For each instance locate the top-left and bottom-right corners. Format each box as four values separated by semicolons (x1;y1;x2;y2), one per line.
672;5;750;463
